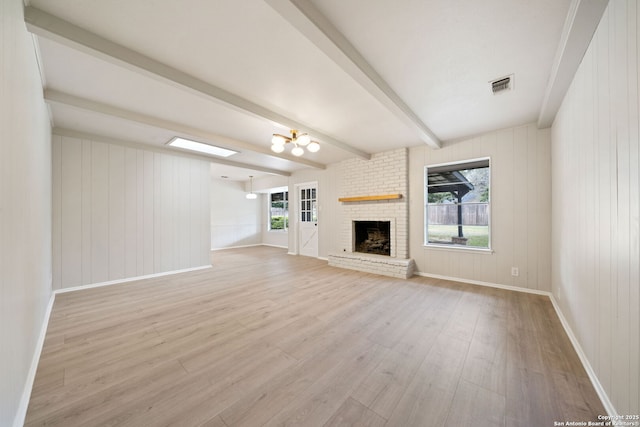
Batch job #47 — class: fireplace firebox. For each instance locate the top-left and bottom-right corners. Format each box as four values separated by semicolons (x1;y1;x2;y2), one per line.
354;221;391;256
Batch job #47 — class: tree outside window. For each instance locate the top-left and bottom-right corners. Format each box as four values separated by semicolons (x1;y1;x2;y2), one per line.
269;191;288;231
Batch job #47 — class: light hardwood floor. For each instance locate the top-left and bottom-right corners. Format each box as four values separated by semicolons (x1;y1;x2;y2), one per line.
25;246;605;426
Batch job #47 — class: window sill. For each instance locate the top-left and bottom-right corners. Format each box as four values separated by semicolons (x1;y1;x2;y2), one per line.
423;243;493;254
268;230;288;233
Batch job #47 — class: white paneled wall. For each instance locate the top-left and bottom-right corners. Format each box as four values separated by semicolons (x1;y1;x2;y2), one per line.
552;0;639;414
52;136;211;289
0;0;53;424
210;178;262;249
409;123;552;291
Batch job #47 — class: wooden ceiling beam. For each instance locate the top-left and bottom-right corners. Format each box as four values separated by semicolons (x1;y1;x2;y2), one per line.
44;89;326;170
24;6;371;160
265;0;441;149
52;128;293;177
537;0;609;128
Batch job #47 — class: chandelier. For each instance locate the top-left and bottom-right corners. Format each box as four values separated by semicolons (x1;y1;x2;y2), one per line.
246;175;257;199
271;129;320;156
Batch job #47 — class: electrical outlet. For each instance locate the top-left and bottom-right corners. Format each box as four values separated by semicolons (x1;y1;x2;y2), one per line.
511;267;519;277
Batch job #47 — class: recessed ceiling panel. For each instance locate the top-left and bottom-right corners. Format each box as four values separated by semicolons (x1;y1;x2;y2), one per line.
49;104;345;171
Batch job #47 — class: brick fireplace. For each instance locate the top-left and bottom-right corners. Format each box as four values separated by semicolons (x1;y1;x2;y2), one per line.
354;220;391;256
328;148;415;279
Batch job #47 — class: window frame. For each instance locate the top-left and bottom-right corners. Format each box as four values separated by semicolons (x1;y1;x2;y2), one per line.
424;157;492;252
268;188;289;232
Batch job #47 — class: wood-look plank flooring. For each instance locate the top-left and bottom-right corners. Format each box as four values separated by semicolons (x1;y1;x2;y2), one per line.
25;246;605;426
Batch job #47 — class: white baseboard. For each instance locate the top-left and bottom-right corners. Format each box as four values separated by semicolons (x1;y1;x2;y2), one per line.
261;244;288;249
20;265;615;423
549;295;617;417
211;244;262;251
285;252;326;261
212;244;290;251
15;265;211;425
13;292;56;427
415;271;615;417
54;265;212;295
414;271;552;296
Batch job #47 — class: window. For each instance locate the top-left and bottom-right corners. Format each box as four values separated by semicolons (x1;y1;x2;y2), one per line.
299;187;317;223
269;190;288;231
425;158;490;249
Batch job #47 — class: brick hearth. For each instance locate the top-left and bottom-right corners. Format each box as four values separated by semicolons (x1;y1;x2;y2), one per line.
328;148;414;279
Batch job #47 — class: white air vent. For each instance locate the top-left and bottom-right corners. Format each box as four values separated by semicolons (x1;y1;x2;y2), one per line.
490;74;513;94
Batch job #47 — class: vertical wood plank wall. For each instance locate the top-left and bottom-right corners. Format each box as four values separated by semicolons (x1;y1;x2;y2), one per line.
552;0;639;415
0;0;53;425
409;123;552;292
52;135;211;290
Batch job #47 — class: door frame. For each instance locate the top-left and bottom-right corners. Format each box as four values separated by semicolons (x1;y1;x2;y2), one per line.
292;181;318;257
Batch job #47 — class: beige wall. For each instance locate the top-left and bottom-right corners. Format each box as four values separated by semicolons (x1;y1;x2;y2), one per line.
409;123;552;292
551;0;639;414
211;178;263;249
0;0;53;425
52;135;211;289
287;165;341;259
288;130;552;290
261;192;289;249
254;175;289;248
212;168;340;255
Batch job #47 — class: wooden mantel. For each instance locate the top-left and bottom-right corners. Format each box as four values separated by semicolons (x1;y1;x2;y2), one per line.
338;194;403;202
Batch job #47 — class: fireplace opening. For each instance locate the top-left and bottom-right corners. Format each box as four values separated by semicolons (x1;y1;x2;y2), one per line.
354;221;391;256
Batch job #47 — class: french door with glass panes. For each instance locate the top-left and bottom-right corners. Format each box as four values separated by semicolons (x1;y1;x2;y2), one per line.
297;183;318;257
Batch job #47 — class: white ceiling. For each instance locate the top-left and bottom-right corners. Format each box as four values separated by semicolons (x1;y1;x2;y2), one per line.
26;0;585;181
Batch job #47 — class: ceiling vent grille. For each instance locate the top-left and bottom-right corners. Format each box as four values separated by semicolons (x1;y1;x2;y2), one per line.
491;75;513;94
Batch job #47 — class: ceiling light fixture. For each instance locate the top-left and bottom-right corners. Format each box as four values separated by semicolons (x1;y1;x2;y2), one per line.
271;130;320;157
246;176;257;199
